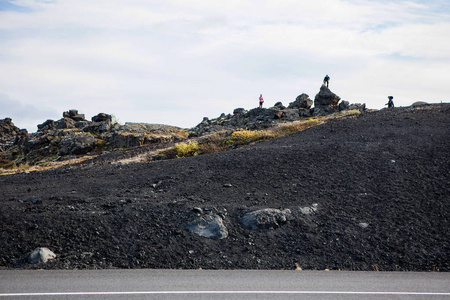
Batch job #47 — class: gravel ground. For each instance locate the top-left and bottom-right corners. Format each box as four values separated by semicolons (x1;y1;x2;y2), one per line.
1;103;449;271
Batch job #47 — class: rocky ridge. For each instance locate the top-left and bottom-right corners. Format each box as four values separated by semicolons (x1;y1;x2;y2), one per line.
0;109;187;168
190;86;365;137
1;86;363;170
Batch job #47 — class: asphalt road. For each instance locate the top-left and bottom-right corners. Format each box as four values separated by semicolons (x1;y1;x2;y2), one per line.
0;270;449;299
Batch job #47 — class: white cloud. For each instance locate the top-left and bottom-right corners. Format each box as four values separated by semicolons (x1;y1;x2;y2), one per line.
0;0;449;132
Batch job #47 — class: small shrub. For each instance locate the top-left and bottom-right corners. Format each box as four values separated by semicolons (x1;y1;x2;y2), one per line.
175;141;199;158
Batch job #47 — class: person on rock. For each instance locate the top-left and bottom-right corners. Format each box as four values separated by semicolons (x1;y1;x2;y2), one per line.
323;75;330;87
386;96;394;108
259;94;264;108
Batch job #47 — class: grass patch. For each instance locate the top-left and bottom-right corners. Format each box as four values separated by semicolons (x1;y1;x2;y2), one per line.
340;109;361;116
229;129;274;145
274;118;322;135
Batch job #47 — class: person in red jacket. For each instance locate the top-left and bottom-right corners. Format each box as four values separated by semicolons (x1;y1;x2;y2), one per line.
259;94;264;108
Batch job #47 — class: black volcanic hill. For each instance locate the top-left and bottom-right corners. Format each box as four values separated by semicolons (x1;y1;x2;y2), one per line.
0;104;449;271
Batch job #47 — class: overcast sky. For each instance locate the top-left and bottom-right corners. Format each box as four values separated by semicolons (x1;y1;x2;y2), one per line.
0;0;449;132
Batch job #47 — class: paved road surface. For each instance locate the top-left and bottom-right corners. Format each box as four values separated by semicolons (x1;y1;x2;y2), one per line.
1;270;449;299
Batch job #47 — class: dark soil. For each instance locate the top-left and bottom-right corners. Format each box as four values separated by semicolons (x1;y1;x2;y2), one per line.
1;104;449;271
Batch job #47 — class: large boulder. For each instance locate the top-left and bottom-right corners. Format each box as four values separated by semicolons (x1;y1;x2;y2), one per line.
83;120;112;134
0;118;19;137
185;214;228;239
18;247;56;264
92;113;112;123
339;100;350;111
55;117;76;129
246;108;283;123
240;208;292;230
37;119;55;131
63;109;85;121
289;94;313;109
58;132;97;155
314;85;341;108
272;102;286;110
311;85;342;116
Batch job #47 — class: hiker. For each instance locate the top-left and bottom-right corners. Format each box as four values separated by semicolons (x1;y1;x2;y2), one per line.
259;94;264;108
386;96;394;108
323;75;330;87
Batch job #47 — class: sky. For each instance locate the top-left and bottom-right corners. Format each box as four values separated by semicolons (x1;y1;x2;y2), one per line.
0;0;449;132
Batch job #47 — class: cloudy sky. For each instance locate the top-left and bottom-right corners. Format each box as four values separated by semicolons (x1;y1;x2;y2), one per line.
1;0;449;132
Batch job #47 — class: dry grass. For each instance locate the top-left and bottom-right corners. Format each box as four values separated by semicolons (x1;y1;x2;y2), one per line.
230;129;275;144
339;109;361;116
1;113;355;169
0;156;95;175
274;118;323;135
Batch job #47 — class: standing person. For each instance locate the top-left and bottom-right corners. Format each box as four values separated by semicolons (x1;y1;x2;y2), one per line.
323;75;330;87
259;94;264;108
386;96;394;108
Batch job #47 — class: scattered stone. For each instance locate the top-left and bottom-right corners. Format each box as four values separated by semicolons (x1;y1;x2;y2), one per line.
298;203;318;215
25;196;41;204
348;103;366;111
81;252;93;259
192;207;203;214
185;214;228;239
240;208;292;230
18;247;56;264
359;222;369;228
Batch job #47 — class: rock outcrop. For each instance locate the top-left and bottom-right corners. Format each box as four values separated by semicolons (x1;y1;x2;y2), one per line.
288;93;313;110
1;84;367;168
185;214;228;239
0;118;28;151
191;87;365;137
58;132;98;156
1;110;187;168
312;85;341;116
240;208;292;230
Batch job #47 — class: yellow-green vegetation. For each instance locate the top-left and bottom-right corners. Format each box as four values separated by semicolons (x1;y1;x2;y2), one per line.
0;156;94;175
175;141;200;158
157;118;328;160
229;129;274;144
274;117;322;135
